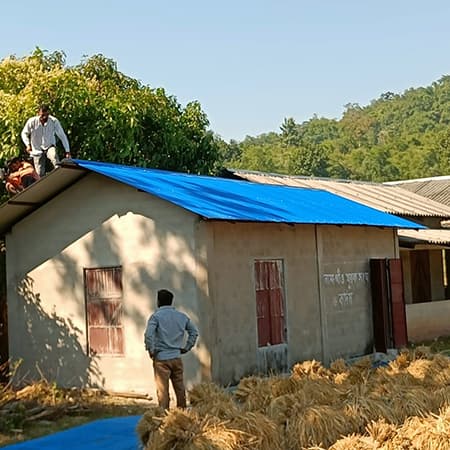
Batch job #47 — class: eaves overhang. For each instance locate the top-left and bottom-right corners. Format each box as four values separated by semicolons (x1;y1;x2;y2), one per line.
0;160;87;236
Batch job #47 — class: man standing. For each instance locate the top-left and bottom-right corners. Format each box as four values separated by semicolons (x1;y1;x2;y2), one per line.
144;289;198;409
21;105;71;177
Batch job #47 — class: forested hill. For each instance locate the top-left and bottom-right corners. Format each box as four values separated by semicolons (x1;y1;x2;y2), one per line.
223;76;450;182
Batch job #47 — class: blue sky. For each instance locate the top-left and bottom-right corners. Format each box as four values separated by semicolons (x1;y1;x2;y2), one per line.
2;1;450;141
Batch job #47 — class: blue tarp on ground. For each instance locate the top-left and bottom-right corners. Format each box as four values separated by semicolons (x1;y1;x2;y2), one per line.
4;416;142;450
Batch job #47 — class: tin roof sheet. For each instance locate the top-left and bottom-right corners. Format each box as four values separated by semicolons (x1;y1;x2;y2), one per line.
398;228;450;245
386;176;450;208
228;169;450;218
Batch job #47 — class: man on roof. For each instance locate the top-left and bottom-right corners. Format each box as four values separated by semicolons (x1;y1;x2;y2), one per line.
21;105;71;177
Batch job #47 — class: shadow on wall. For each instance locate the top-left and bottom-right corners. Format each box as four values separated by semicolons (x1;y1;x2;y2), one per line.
50;211;205;388
10;178;210;390
13;276;102;388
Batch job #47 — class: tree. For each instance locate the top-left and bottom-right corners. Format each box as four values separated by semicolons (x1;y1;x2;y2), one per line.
289;143;330;177
280;117;299;146
0;49;220;175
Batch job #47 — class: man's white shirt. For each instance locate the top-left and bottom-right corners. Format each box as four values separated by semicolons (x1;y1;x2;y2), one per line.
21;115;70;156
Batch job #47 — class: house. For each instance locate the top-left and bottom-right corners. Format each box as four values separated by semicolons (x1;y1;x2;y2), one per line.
224;169;450;343
0;160;421;394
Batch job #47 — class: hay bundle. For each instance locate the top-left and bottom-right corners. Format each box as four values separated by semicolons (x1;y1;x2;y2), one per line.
396;407;450;450
233;376;273;412
390;386;438;421
189;383;239;419
136;405;165;447
430;353;450;370
333;371;350;385
285;404;355;449
146;408;246;450
365;418;397;444
328;359;350;385
326;434;375;450
434;386;450;407
346;357;373;385
392;350;412;369
269;375;303;397
424;355;450;386
291;360;330;380
229;411;283;450
329;358;348;374
343;395;396;426
298;378;344;406
373;369;422;393
406;358;437;384
266;392;311;426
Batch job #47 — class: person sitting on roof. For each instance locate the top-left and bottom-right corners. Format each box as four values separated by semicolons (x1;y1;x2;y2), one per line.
4;157;39;195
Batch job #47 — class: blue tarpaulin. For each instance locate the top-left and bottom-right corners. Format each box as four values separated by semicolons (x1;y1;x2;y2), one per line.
72;160;424;229
4;416;141;450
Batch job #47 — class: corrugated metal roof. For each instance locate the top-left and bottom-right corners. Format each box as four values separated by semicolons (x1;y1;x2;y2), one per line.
386;176;450;208
398;229;450;245
72;160;422;228
0;160;425;235
228;169;450;218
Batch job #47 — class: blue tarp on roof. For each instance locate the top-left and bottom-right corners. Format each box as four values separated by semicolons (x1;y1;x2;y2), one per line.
72;159;424;229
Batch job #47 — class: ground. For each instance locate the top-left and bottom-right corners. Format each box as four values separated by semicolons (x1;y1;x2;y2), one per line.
2;335;450;447
0;381;151;447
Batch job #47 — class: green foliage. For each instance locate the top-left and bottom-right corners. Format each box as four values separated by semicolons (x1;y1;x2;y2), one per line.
222;76;450;181
0;48;220;177
227;132;295;174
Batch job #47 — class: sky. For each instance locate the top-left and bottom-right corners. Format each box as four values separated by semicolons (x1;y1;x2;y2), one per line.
2;1;450;142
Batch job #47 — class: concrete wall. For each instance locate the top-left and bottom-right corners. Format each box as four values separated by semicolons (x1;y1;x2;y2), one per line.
316;226;398;362
206;222;397;384
205;222;321;385
406;300;450;342
6;174;207;395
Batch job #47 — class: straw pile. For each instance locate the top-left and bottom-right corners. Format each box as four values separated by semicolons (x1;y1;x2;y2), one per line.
138;348;450;449
313;406;450;449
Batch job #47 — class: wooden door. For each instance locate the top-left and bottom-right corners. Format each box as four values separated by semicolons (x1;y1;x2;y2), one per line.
410;250;431;303
370;259;391;352
370;258;407;351
254;260;288;374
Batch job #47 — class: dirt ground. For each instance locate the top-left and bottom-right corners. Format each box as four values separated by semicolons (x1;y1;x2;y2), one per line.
0;383;152;447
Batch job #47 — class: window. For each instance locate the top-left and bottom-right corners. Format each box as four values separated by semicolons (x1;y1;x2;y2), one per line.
84;267;124;355
254;259;286;347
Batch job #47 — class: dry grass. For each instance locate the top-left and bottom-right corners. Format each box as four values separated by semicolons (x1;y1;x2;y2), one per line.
6;345;450;449
0;379;150;446
137;346;450;449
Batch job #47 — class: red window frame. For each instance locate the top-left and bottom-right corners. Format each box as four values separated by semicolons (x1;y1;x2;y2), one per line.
254;259;286;347
84;267;124;356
